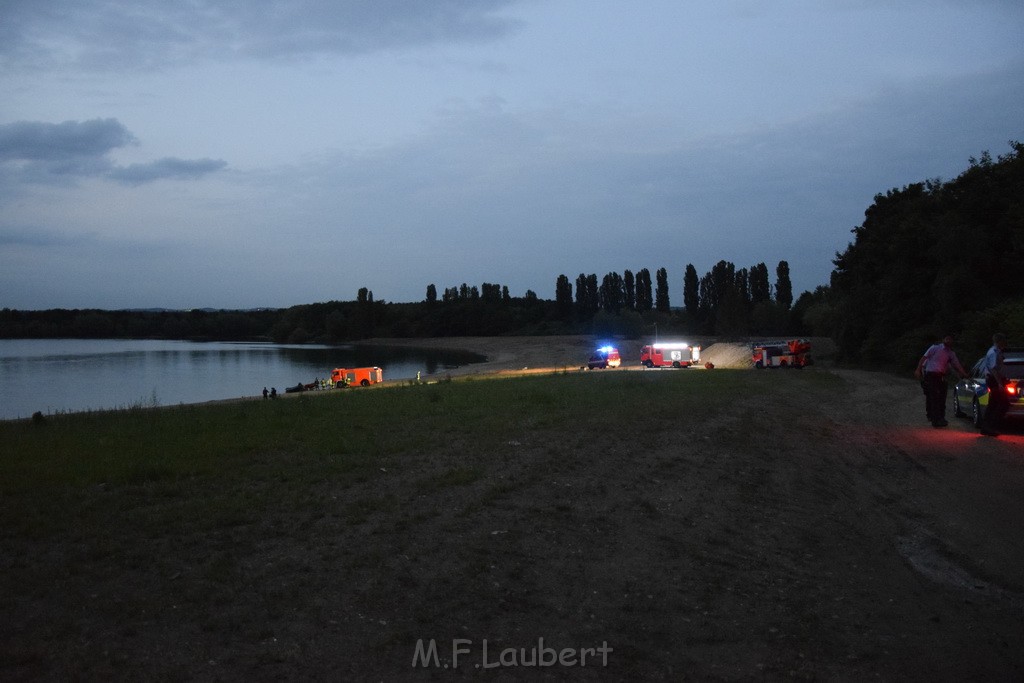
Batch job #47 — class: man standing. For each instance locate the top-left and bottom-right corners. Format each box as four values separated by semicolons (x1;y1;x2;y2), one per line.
977;333;1009;437
914;335;969;428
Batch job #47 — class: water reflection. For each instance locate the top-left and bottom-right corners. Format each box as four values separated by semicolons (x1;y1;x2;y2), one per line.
0;340;485;420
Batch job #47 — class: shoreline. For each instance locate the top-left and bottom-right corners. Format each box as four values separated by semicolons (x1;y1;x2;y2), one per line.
5;336;827;421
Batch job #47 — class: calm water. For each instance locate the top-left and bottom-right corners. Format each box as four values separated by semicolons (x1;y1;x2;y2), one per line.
0;339;484;420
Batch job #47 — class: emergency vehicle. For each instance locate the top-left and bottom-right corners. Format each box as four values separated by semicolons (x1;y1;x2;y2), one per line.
640;342;701;368
751;340;812;369
331;366;384;387
587;345;621;369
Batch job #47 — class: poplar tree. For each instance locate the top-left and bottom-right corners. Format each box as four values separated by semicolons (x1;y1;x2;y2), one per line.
683;264;699;317
635;268;653;312
775;261;793;310
655;267;670;312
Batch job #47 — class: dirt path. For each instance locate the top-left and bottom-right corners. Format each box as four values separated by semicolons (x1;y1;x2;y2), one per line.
270;354;1024;679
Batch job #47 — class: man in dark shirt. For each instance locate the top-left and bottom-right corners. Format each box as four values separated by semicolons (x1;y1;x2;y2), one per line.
977;333;1008;437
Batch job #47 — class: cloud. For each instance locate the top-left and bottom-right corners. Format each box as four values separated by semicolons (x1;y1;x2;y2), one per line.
107;158;228;185
0;0;523;71
239;62;1022;303
0;118;135;162
0;118;227;186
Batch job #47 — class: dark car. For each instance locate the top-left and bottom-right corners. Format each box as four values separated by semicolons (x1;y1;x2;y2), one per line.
952;349;1024;427
587;346;621;370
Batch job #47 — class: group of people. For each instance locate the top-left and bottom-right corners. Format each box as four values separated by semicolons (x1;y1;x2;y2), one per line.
261;379;333;400
914;332;1010;437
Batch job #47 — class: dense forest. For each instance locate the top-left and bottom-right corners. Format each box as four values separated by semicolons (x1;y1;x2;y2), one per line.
3;142;1021;371
804;141;1024;369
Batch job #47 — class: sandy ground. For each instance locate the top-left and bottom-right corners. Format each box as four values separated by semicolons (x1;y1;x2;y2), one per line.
3;335;1023;681
368;335;768;380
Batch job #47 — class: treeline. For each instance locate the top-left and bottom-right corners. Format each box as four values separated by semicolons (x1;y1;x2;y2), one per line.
801;141;1024;369
1;260;804;343
9;143;1017;354
0;307;281;341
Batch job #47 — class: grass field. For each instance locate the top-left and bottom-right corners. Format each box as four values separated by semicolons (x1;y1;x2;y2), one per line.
2;369;787;490
3;367;1023;680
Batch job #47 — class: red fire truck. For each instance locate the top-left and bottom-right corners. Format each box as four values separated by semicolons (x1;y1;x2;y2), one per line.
640;342;701;368
751;340;812;369
331;366;384;387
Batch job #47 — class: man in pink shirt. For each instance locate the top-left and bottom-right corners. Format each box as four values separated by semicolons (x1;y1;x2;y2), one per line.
914;335;969;428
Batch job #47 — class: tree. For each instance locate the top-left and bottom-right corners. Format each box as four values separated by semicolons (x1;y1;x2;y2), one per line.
734;267;750;306
707;260;735;312
481;282;501;303
829;142;1024;364
356;287;375;338
555;274;574;319
749;263;770;303
716;286;749;336
585;274;599;315
575;274;587;315
575;273;599;318
683;264;700;317
325;309;348;340
599;272;624;313
655;267;670;312
698;273;713;322
624;270;636;310
635;269;653;312
694;261;738;334
775;261;792;310
426;284;437;304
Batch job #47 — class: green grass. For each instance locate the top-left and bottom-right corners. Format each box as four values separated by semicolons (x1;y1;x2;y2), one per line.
0;368;850;548
0;366;878;679
2;368;839;540
1;368;846;492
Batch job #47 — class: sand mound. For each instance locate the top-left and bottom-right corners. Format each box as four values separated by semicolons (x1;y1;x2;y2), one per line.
700;342;755;369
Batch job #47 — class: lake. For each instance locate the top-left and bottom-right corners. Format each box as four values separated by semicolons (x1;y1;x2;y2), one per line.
0;339;485;420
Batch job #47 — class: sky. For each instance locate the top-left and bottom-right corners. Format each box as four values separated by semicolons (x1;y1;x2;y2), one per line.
2;1;1023;310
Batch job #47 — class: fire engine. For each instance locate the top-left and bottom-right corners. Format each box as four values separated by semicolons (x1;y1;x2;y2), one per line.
751;340;812;369
331;366;384;387
640;342;701;368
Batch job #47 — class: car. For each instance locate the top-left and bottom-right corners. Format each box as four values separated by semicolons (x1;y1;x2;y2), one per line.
952;349;1024;427
587;345;621;370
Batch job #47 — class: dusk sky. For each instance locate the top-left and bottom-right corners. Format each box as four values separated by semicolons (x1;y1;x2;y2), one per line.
2;1;1023;310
